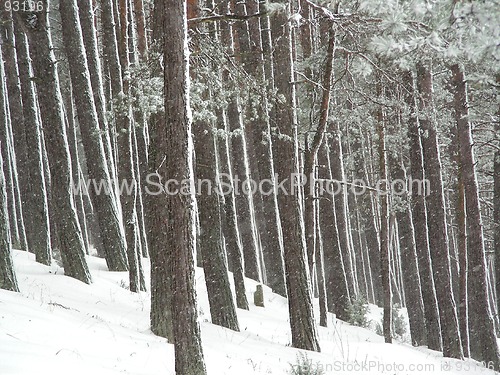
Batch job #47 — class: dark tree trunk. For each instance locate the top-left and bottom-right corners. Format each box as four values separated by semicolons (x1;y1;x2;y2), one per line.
16;2;92;284
132;0;148;59
77;0;118;191
144;0;174;341
451;64;499;368
377;101;392;344
0;10;29;253
215;107;249;310
162;1;206;373
329;121;357;298
234;0;286;297
11;16;51;265
403;70;442;351
455;173;470;357
271;1;320;352
318;141;350;321
416;62;462;359
0;49;19;248
64;92;91;254
113;0;142;291
222;9;262;283
303;28;335;290
391;158;427;346
194;118;240;331
0;147;18;292
59;0;129;272
315;197;328;327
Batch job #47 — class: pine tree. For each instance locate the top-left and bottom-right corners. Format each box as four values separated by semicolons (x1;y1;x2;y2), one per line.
271;0;320;352
16;1;92;284
162;0;207;373
59;0;129;273
416;62;462;359
450;63;499;368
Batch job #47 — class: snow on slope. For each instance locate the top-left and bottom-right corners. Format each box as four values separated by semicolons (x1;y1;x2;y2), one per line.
0;250;495;374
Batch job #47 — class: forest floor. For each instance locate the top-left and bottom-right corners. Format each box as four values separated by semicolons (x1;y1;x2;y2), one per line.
0;250;495;374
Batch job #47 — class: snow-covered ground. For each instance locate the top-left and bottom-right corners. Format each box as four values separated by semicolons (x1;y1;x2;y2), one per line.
0;250;495;374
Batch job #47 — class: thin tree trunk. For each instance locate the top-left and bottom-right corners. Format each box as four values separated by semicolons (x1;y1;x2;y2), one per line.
114;0;142;292
17;3;92;284
318;141;350;321
456;172;470;356
0;147;18;292
271;0;320;352
11;17;51;264
223;1;262;283
59;0;129;272
194;117;240;330
0;49;19;248
235;0;286;296
215;108;249;310
377;96;392;344
0;10;29;253
303;27;335;286
77;0;118;194
416;62;462;359
451;63;499;367
403;70;442;351
132;0;148;59
315;195;328;327
391;158;427;346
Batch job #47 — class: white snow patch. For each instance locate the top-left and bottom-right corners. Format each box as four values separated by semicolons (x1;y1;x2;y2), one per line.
0;250;495;374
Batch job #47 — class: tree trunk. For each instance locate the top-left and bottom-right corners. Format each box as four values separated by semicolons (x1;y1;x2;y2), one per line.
456;172;470;357
416;62;462;359
222;2;262;283
391;158;427;346
271;1;320;352
114;0;142;292
163;1;207;373
59;0;129;272
315;196;328;327
16;2;91;284
77;0;118;193
303;27;335;288
451;63;499;367
11;16;51;264
132;0;148;59
318;141;350;321
0;49;19;248
194;117;240;331
0;10;29;253
144;0;174;341
377;99;392;344
0;147;18;292
403;70;442;351
235;0;286;297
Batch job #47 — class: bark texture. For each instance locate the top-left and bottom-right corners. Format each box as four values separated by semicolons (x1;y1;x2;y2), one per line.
403;70;442;351
59;0;129;273
271;1;320;352
416;62;462;359
16;2;91;284
451;64;499;367
162;0;207;373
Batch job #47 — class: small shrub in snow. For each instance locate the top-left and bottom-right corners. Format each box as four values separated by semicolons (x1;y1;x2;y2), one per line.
288;352;325;375
392;304;407;340
347;296;370;328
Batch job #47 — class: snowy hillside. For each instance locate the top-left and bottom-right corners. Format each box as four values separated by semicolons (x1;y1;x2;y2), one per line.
0;251;495;375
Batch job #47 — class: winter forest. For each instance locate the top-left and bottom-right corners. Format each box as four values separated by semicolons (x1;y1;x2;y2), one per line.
0;0;498;374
